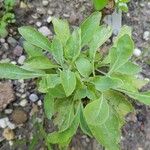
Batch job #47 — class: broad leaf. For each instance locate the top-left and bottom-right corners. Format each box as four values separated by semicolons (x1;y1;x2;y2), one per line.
108;34;134;74
0;63;45;79
23;41;43;58
24;56;58;70
91;76;123;91
18;26;51;51
92;0;108;10
75;57;92;77
52;18;70;46
84;94;109;125
51;37;64;65
60;70;76;97
65;28;81;61
81;12;101;46
44;92;54;119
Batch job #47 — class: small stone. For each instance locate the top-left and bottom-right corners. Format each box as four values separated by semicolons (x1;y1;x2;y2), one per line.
18;55;26;65
30;104;39;116
20;1;27;8
11;61;17;65
38;26;52;37
36;21;42;27
9;141;14;146
37;100;42;106
42;0;49;6
2;128;15;141
29;93;39;102
5;109;13;114
47;10;53;15
1;43;9;51
133;48;142;57
7;122;16;130
12;109;28;125
19;99;27;107
37;8;46;15
0;118;9;128
7;37;17;47
13;45;23;56
47;16;52;23
69;13;77;24
143;31;150;41
0;38;5;43
138;147;143;150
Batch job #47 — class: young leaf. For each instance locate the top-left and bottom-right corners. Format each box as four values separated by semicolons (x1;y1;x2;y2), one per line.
52;18;70;46
60;70;76;97
18;26;51;51
24;56;58;70
51;37;64;65
0;63;45;79
65;28;81;61
91;76;123;91
92;0;108;10
44;92;54;119
81;12;101;46
108;34;134;75
75;57;93;77
23;41;43;58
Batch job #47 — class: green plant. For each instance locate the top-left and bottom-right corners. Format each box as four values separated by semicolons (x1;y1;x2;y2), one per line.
0;0;16;37
92;0;130;12
0;12;150;150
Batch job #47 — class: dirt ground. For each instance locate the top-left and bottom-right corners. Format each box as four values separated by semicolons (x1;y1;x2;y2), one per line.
0;0;150;150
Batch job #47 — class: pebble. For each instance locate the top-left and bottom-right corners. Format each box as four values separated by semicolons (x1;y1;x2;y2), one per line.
2;128;15;141
7;37;17;47
47;10;53;15
143;31;150;41
37;8;46;15
18;55;26;65
0;118;9;128
29;93;39;102
36;21;42;27
0;38;5;43
4;109;13;114
19;99;27;107
133;48;142;57
37;100;42;106
69;13;77;24
47;16;52;23
42;0;49;6
20;1;27;8
1;43;9;51
13;45;23;56
38;26;52;37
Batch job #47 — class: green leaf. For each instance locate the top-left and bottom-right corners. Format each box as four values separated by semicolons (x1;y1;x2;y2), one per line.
18;26;51;51
75;57;92;77
116;61;141;75
51;37;64;65
91;76;123;91
60;70;76;97
84;94;109;125
65;28;81;61
108;34;134;74
92;0;108;10
81;12;102;46
89;25;112;59
44;92;54;119
23;41;43;58
24;56;58;70
0;63;45;79
52;18;70;46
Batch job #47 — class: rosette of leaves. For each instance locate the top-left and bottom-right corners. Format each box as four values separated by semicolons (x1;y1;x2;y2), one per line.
0;12;150;150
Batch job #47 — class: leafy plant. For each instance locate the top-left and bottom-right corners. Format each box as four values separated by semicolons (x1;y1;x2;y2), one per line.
0;0;16;38
0;12;150;150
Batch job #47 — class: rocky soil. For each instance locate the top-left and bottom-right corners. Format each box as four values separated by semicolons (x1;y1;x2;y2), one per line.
0;0;150;150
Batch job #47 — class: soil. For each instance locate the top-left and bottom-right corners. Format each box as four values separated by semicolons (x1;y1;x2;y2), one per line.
0;0;150;150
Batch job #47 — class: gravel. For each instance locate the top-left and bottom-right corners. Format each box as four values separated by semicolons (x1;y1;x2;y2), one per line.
29;93;39;102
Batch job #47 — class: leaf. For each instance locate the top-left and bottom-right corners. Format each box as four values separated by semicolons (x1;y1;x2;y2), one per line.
116;61;141;75
88;25;112;59
75;57;93;77
51;37;64;65
108;34;134;75
23;41;43;58
81;12;102;46
60;70;76;97
24;56;58;70
38;74;61;93
92;0;108;10
52;18;70;46
44;92;54;119
91;76;123;91
65;28;81;61
84;94;109;125
0;63;45;79
18;26;51;51
87;108;121;150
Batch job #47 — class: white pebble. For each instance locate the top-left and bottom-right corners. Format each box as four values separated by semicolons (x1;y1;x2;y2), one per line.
7;122;16;130
133;48;142;57
143;31;150;41
9;141;14;146
18;55;26;65
29;94;39;102
38;26;52;37
42;0;49;6
19;99;27;107
47;16;52;23
0;118;9;128
37;100;42;106
4;109;13;114
36;21;42;27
